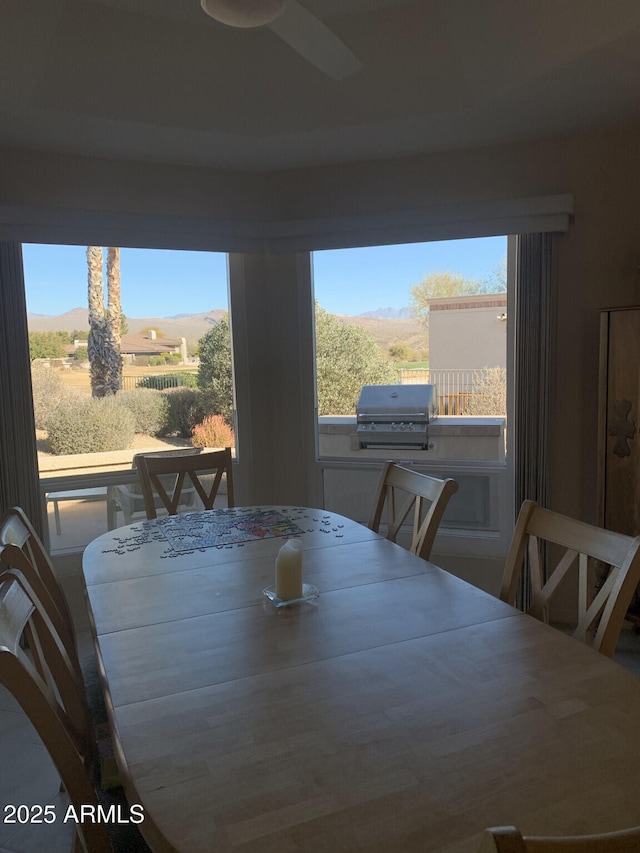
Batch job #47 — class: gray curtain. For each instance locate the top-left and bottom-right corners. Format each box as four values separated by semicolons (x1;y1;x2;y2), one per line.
513;232;558;608
0;242;43;536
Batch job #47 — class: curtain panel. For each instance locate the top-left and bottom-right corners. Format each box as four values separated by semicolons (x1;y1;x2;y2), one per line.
0;242;42;536
513;232;558;608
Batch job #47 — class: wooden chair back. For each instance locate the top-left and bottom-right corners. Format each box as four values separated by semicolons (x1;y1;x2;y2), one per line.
499;500;640;657
0;507;77;668
479;824;640;853
136;447;235;519
112;448;203;524
0;570;111;852
368;462;458;560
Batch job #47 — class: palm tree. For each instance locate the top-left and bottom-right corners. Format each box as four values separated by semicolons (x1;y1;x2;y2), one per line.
86;246;122;397
106;247;123;393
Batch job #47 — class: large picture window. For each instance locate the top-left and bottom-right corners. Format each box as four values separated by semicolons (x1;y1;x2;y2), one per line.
22;244;234;552
311;235;512;568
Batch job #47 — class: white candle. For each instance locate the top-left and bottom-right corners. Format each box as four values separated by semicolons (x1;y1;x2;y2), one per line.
275;538;303;600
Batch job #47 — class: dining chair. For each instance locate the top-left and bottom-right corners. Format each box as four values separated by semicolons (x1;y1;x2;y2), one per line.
0;507;121;789
1;567;150;850
479;823;640;852
499;500;640;657
0;569;112;853
368;462;458;561
110;447;203;525
136;446;235;519
0;506;78;667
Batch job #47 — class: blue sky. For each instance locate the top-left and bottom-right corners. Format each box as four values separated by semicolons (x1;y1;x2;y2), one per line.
22;236;507;318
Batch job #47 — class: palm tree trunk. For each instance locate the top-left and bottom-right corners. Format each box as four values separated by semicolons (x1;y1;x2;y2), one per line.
106;247;122;393
87;246;109;397
87;246;121;396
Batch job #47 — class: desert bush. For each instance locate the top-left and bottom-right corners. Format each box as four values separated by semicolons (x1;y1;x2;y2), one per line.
191;415;235;449
161;387;207;438
30;362;78;430
148;353;182;366
197;317;234;426
115;388;169;435
138;372;198;390
29;331;69;359
388;343;413;361
315;304;397;415
466;367;507;416
46;397;135;455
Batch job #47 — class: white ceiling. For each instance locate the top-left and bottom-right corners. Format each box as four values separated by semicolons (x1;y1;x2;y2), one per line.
2;0;640;172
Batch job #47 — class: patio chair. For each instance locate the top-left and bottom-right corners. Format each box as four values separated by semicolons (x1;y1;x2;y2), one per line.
136;447;235;519
368;462;458;561
479;824;640;852
499;500;640;657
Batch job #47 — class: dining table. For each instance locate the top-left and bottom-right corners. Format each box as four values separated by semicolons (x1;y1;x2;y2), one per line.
82;505;640;853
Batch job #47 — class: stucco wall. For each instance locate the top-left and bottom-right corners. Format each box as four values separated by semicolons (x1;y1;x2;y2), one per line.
429;295;508;372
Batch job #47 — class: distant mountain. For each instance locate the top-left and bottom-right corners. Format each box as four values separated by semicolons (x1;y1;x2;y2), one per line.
27;307;424;351
27;308;227;348
27;308;90;332
337;314;424;350
359;307;412;320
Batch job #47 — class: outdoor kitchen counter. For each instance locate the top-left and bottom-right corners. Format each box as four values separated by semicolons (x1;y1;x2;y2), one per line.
318;415;506;461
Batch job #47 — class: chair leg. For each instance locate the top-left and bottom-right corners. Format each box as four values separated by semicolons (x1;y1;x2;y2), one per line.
105;487;117;531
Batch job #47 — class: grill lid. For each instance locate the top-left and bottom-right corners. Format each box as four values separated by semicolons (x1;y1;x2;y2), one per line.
356;385;438;449
356;385;438;422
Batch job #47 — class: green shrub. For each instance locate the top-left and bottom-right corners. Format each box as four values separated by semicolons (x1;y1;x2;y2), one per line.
29;331;68;360
179;372;200;388
138;372;198;390
115;388;169;435
148;353;182;366
161;387;207;438
315;304;397;415
191;415;235;449
46;397;135;455
73;347;89;362
197;318;234;426
30;363;78;430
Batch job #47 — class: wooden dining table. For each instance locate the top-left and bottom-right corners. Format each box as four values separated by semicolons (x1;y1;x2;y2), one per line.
82;506;640;853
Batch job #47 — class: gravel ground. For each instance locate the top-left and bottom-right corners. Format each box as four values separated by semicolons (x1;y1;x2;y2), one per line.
36;429;192;458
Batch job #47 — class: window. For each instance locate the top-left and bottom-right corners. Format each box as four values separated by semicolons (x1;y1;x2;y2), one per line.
311;236;511;570
22;244;234;552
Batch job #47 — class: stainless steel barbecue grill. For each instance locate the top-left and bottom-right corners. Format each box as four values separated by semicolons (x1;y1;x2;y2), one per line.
356;384;438;449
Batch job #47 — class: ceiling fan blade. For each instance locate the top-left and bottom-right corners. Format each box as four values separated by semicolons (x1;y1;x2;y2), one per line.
269;1;362;81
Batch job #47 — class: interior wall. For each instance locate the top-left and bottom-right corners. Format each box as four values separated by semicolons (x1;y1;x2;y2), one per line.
0;146;271;221
1;126;639;523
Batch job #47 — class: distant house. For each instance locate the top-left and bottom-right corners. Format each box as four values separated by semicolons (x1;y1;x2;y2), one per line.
120;329;188;364
428;293;507;372
73;329;188;364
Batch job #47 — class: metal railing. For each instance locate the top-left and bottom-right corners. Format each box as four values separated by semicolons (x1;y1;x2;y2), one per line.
397;368;505;415
121;373;197;391
398;368;477;392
